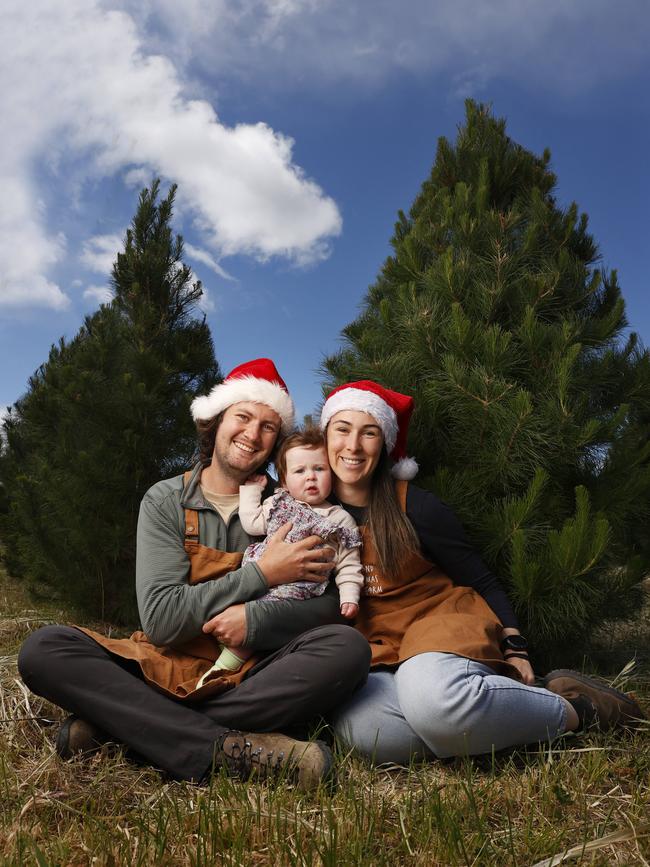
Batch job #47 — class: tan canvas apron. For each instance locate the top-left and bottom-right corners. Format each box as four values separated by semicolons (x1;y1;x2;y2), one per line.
355;481;520;680
79;474;261;702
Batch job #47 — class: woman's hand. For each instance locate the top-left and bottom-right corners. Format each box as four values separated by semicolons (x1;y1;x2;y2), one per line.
505;655;535;685
257;522;334;587
203;604;248;646
500;628;534;684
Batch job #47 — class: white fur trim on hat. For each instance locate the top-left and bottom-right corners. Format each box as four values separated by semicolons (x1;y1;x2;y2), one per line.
320;387;398;452
191;375;295;433
390;456;419;480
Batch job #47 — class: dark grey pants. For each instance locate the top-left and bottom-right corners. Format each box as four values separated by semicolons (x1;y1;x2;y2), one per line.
18;624;371;782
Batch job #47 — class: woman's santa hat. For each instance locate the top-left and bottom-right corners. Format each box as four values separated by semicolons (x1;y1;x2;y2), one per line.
320;380;419;480
191;358;295;434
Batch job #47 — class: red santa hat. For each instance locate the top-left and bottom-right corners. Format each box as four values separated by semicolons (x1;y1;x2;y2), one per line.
320;380;419;480
191;358;295;434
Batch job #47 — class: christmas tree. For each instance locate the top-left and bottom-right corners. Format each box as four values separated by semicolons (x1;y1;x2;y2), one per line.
1;181;220;622
323;101;650;661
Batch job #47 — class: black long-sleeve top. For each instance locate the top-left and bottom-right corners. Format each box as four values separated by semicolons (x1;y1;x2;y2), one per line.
335;483;519;630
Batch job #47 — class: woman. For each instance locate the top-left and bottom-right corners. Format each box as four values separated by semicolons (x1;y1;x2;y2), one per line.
320;380;645;764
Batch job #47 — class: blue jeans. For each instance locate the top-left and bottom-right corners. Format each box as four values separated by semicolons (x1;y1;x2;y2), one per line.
331;652;567;764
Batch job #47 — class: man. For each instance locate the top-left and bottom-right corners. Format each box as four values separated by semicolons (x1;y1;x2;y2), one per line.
18;359;371;790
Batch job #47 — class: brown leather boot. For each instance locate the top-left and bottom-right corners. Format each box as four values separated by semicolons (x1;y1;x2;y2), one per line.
543;670;646;731
214;731;333;791
56;716;105;760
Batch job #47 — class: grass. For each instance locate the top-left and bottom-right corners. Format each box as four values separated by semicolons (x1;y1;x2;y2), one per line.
1;564;649;866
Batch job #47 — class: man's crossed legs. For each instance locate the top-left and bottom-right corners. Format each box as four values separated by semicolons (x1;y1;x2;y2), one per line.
19;623;370;790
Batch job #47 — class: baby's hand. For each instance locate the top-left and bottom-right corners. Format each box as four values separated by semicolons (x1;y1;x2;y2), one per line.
340;602;359;620
244;473;267;488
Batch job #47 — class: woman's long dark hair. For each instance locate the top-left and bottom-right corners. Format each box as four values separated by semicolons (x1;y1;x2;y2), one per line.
365;447;420;579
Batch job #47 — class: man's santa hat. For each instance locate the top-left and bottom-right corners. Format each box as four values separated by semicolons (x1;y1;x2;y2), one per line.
320;380;419;480
191;358;295;434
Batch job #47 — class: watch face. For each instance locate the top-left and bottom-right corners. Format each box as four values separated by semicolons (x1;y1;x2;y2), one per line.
505;635;528;650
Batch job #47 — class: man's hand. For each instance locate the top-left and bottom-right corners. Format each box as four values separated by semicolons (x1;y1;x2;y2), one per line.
203;604;248;646
505;655;535;685
257;522;334;587
244;473;267;488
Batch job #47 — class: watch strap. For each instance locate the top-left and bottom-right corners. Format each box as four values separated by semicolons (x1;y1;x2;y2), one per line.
500;634;528;652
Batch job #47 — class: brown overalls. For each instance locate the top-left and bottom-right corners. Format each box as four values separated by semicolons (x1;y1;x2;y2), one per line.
355;481;519;679
80;483;261;701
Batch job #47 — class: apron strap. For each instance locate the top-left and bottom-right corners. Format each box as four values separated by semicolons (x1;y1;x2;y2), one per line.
183;470;200;542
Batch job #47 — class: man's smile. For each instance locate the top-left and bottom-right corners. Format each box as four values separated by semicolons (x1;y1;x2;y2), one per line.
233;440;256;454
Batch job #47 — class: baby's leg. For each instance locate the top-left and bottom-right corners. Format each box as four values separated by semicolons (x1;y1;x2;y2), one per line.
219;644;252;667
197;595;281;687
196;645;251;688
198;585;326;688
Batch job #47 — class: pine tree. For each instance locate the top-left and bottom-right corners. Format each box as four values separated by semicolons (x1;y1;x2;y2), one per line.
323;101;650;661
0;181;220;622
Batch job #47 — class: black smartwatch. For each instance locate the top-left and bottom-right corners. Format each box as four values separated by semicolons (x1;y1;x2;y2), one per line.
500;634;529;654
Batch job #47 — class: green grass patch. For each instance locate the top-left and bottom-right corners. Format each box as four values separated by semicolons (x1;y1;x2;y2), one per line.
1;564;648;865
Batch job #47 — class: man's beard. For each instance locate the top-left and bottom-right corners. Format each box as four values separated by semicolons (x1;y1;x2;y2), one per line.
213;444;265;483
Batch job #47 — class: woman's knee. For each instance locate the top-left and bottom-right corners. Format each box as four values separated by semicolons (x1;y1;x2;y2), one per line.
396;656;484;755
332;671;431;765
402;692;469;753
401;699;481;758
335;716;431;765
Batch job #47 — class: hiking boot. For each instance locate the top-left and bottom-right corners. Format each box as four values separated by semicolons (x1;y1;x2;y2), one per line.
543;669;646;731
214;731;333;791
55;715;105;760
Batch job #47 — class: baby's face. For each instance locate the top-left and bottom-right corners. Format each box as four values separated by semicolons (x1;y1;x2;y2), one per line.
283;445;332;506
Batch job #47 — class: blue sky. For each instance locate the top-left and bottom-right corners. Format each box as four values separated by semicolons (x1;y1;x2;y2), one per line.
1;0;649;422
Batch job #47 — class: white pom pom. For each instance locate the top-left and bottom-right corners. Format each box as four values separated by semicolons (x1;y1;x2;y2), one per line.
391;456;419;480
190;394;212;421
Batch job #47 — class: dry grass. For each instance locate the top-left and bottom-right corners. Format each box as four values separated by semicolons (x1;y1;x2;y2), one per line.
1;564;649;866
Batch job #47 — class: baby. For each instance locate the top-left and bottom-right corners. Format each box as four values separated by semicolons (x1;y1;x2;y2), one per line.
197;427;363;685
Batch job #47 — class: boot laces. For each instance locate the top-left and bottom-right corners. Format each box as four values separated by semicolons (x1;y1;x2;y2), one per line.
219;732;289;780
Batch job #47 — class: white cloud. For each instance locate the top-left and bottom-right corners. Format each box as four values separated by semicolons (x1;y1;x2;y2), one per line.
0;0;342;311
123;166;154;188
81;234;124;276
185;243;235;281
0;177;69;310
125;0;650;94
83;285;115;305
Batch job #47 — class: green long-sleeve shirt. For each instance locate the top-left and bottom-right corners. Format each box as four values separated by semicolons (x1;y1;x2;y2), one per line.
135;463;341;649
